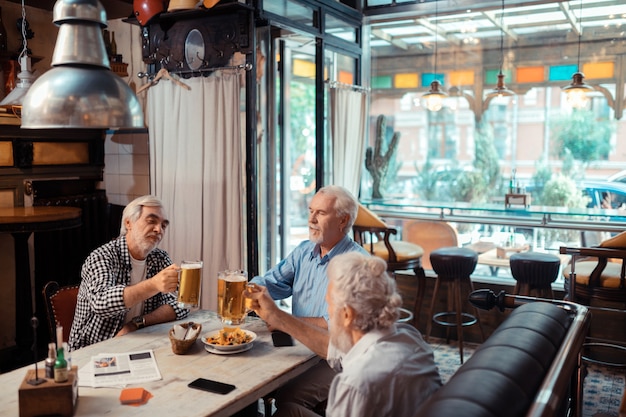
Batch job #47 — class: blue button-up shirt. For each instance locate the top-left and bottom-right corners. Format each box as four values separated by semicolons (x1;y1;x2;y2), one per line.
251;234;367;322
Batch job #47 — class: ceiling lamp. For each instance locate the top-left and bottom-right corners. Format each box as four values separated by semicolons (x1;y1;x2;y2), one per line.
486;0;515;100
562;0;593;109
0;0;35;110
21;0;144;129
422;1;446;112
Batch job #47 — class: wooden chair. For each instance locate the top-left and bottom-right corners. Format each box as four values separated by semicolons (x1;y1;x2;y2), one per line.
560;249;626;307
402;220;459;270
42;281;80;345
560;234;626;371
560;231;626;307
352;205;426;325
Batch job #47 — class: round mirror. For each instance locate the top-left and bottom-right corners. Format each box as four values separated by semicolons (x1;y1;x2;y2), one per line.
184;29;205;71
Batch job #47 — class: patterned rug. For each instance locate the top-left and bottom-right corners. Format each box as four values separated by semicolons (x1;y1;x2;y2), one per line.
429;339;626;417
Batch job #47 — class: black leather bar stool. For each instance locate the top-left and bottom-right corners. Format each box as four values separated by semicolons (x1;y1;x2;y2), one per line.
426;247;484;364
510;252;561;298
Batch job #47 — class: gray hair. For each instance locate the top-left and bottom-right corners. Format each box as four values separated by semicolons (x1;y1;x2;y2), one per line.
120;195;166;235
328;252;402;331
316;185;358;234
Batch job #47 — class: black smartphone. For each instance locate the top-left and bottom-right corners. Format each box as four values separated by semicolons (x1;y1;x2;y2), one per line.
188;378;236;395
272;330;294;347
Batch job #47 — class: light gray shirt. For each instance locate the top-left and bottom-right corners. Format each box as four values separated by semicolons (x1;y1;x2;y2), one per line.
326;323;442;417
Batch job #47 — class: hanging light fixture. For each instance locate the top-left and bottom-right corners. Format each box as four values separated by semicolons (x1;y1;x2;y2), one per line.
422;0;446;112
562;0;593;109
0;0;35;110
486;0;515;100
21;0;144;129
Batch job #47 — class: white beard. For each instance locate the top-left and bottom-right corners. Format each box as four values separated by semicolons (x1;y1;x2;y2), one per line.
330;316;354;354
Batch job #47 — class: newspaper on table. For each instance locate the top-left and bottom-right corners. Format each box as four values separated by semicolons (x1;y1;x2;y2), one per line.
78;349;162;388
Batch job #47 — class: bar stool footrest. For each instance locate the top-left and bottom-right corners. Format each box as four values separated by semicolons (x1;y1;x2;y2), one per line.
397;307;414;323
433;311;477;327
582;342;626;369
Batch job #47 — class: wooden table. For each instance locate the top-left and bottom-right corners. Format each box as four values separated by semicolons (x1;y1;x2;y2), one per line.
0;310;319;417
477;248;517;276
477;248;569;277
0;206;82;353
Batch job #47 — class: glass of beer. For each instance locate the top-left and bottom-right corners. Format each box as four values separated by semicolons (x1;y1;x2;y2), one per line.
217;270;249;325
177;260;203;309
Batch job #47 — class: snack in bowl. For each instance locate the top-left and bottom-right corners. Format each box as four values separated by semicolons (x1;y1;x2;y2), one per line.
205;327;254;346
202;328;257;353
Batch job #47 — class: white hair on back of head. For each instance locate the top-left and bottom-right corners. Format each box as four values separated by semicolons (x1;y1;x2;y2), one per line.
120;195;165;236
328;252;402;331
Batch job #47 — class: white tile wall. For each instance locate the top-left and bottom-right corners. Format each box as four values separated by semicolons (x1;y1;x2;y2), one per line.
101;131;151;206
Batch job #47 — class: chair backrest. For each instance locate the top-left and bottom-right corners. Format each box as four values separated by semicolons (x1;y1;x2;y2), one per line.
354;204;388;229
42;281;79;345
352;204;394;252
403;221;459;270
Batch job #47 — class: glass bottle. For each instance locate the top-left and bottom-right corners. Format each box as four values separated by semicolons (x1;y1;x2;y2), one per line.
0;7;8;53
45;343;57;379
54;346;68;383
110;31;117;57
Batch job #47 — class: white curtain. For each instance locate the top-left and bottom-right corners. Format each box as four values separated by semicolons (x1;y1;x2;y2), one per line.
330;86;369;196
147;72;244;310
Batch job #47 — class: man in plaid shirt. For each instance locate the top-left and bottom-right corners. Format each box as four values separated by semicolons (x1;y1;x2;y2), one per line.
69;195;189;351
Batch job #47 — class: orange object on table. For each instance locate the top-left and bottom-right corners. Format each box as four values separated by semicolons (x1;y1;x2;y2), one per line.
119;387;152;406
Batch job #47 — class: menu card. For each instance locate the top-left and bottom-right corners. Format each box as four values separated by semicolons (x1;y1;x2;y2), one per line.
78;350;162;388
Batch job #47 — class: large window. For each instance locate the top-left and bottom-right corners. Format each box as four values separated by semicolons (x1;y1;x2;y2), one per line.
365;0;626;205
364;0;626;278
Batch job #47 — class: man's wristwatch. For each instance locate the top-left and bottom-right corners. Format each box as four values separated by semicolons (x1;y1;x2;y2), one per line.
132;315;146;330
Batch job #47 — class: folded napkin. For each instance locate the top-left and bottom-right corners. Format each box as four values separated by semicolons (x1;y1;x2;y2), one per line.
172;322;201;340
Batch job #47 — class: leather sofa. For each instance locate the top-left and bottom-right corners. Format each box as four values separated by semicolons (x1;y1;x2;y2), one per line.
416;293;590;417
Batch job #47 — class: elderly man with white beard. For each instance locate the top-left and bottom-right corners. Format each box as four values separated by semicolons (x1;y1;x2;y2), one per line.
245;251;442;417
69;195;189;351
248;185;367;413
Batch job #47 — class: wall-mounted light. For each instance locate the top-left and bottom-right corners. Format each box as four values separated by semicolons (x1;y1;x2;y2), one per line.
422;1;446;112
486;0;515;101
21;0;144;129
562;0;593;109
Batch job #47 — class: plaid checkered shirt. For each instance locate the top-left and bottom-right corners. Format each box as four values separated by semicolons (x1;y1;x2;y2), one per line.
68;235;189;351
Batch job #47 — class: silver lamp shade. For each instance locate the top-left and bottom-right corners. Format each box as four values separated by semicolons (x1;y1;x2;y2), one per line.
21;0;144;129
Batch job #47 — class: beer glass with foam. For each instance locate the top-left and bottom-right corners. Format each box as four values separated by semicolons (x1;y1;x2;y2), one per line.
177;260;203;308
217;270;249;325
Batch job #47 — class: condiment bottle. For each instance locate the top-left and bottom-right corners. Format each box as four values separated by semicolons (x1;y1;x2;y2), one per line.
63;342;72;370
110;31;117;57
54;345;68;383
45;343;56;379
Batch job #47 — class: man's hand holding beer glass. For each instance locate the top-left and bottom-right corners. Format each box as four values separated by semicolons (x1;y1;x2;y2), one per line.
177;260;203;308
218;270;254;326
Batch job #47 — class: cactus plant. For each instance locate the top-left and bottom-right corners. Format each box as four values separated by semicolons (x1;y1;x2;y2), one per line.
365;115;400;199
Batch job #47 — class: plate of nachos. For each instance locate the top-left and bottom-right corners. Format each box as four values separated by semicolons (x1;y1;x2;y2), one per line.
202;328;257;353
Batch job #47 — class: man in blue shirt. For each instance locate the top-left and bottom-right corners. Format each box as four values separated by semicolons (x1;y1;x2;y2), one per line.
250;185;367;412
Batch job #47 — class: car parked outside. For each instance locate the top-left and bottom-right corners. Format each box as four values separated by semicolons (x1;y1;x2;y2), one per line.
579;180;626;210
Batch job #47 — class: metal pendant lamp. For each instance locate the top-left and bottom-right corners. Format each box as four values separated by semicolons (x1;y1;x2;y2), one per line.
562;0;593;109
486;0;515;100
0;0;35;110
21;0;144;129
422;1;446;112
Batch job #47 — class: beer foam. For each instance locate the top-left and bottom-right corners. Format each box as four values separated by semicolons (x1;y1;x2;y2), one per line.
222;274;247;282
182;262;202;269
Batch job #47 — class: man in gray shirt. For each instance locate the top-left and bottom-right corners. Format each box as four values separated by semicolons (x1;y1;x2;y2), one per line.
246;251;441;416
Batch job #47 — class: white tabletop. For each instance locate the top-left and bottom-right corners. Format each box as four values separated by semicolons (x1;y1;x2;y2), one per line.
0;310;319;417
